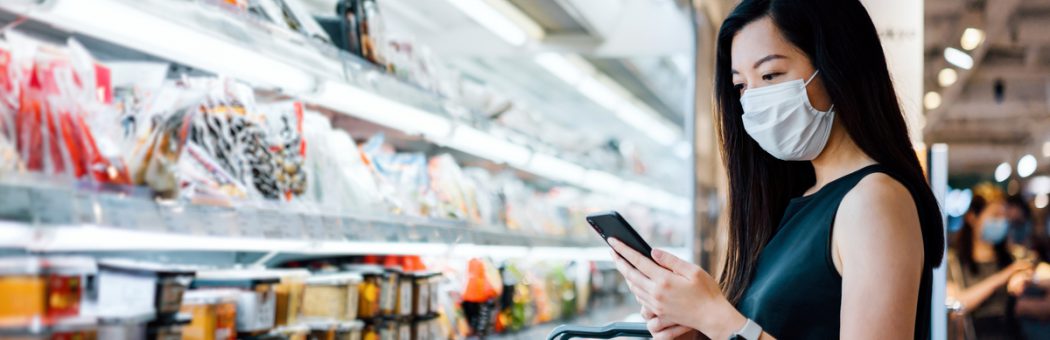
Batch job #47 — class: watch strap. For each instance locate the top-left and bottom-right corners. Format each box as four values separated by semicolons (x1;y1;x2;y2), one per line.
729;318;762;340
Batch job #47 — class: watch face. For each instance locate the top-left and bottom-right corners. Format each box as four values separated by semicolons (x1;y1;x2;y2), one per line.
730;336;743;340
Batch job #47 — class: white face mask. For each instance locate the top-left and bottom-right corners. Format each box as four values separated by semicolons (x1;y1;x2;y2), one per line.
740;70;835;161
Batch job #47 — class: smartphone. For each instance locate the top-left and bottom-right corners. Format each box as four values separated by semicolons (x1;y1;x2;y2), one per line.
586;211;654;260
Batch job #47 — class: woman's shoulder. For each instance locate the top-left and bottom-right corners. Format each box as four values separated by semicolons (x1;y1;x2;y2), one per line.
835;171;923;249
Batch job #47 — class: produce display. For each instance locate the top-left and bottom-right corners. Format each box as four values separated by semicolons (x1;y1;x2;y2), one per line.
0;255;627;339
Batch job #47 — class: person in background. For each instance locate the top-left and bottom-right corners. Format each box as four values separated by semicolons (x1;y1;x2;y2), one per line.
948;186;1034;339
1006;195;1034;248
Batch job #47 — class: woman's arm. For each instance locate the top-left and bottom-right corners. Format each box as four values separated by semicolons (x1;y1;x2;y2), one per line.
833;174;925;339
948;262;1026;310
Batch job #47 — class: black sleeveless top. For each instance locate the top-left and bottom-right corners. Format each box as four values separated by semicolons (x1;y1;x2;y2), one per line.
736;164;932;339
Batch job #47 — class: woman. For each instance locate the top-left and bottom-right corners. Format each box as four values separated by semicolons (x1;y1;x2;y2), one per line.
947;190;1033;339
607;0;944;338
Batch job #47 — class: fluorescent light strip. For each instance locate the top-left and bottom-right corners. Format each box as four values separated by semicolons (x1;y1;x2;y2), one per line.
444;126;532;166
448;0;530;46
310;81;453;139
534;53;681;146
581;170;624;194
526;153;587;184
45;0;315;94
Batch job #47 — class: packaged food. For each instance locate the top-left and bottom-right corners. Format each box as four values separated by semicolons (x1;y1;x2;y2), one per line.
335;321;363;340
397;317;410;340
461;259;501;336
409;316;438;340
361;320;379;340
273;269;310;326
409;273;428;317
146;312;191;340
342;265;383;320
301;273;362;322
96;259;196;322
308;320;338;340
377;319;396;340
97;314;150;340
379;267;402;317
0;257;45;327
192;270;280;335
269;324;309;340
180;290;238;340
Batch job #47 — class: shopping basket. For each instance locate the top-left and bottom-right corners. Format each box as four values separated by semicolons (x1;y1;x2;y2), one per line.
546;322;652;339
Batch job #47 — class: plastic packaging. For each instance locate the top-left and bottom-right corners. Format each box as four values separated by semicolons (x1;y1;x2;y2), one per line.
180;289;238;340
301;273;362;322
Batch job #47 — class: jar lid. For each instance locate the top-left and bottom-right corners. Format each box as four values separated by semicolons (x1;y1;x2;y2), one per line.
337;320;364;331
306;272;362;285
98;258;197;276
342;264;384;275
193;269;281;288
0;257;43;275
182;289;240;304
45;256;97;275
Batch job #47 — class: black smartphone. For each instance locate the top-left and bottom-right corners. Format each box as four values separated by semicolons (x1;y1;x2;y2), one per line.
586;211;654;260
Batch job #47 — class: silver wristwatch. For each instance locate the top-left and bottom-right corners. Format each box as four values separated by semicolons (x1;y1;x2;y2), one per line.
728;319;762;340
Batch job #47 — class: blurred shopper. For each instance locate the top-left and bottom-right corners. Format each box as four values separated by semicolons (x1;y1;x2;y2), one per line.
606;0;944;339
948;187;1034;339
1006;195;1035;247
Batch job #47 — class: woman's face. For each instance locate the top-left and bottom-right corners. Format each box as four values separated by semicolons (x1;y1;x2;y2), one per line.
730;16;833;111
976;201;1007;235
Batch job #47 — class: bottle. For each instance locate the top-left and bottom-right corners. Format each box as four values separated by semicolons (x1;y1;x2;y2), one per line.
359;0;387;68
337;0;362;56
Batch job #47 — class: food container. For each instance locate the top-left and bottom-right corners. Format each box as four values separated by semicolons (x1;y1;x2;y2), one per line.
396;271;413;318
342;265;383;320
380;267;402;317
427;273;442;317
377;319;397;340
147;312;191;340
410;273;435;317
302;273;362;322
336;321;363;340
98;314;151;340
0;257;46;327
397;318;410;340
45;257;96;321
181;290;238;340
408;317;431;340
361;320;379;340
269;324;309;340
273;269;310;326
97;259;196;322
308;320;338;340
193;270;281;334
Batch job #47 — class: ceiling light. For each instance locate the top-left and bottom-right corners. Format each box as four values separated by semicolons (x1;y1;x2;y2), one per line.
448;0;543;46
960;27;985;51
995;162;1012;182
938;68;958;87
924;91;942;110
1037;193;1049;209
944;47;974;70
1018;154;1038;178
1043;141;1050;158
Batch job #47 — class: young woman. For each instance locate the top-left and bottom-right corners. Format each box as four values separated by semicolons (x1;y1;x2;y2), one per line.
607;0;944;339
947;191;1033;339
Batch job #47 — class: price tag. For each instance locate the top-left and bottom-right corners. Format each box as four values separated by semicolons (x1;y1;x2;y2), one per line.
0;184;33;221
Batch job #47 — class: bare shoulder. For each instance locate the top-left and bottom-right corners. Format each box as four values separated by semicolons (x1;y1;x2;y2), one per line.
839;172;918;223
835;172;923;260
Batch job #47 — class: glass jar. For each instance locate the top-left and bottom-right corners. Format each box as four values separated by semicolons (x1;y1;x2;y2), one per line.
378;319;397;340
180;289;238;340
343;265;383;320
45;257;96;321
192;270;281;335
302;273;362;322
380;267;402;317
0;257;45;326
274;269;310;327
361;320;379;340
336;320;364;340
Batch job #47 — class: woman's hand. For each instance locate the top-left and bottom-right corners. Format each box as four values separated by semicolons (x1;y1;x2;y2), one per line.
641;306;698;339
608;238;746;339
1007;270;1033;296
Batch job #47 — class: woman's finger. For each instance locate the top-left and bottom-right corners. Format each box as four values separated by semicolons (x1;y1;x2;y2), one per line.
612;251;654;294
651;325;693;340
646;317;676;332
641;305;656;320
608;238;669;278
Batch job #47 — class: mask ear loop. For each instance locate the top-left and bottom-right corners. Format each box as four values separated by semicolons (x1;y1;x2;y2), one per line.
804;70;835;113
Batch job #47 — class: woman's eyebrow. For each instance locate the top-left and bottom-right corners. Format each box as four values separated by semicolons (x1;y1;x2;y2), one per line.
753;54;787;69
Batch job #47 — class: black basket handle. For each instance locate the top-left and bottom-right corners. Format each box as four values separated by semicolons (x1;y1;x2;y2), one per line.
546;321;652;339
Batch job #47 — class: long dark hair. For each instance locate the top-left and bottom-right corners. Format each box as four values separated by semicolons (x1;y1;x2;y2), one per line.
952;195;1011;273
714;0;945;304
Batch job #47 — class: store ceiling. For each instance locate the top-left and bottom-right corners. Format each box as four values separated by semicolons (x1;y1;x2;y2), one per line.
925;0;1050;175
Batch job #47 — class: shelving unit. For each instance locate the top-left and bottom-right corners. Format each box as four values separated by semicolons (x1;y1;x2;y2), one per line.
0;0;689;215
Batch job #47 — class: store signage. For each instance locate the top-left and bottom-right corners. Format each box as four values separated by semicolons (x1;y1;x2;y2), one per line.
861;0;925;145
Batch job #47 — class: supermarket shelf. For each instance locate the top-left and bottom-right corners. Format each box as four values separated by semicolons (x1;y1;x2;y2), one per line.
0;222;689;262
0;0;690;215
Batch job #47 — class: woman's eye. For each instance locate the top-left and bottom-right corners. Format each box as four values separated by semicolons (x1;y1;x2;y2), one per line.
761;73;783;81
733;83;745;92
